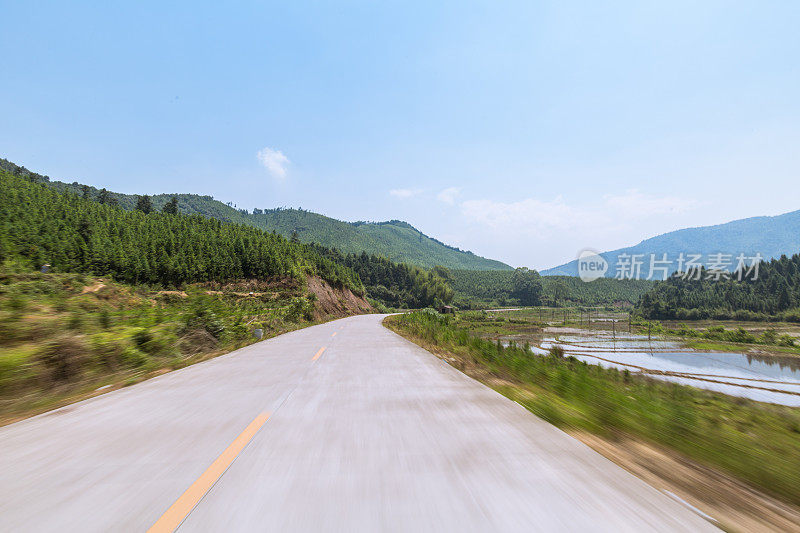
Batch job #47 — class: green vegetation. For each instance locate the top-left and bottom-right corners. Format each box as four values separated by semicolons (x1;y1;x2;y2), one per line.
637;254;800;321
311;248;454;309
0;158;510;271
387;311;800;507
625;319;800;356
1;162;465;311
246;209;511;270
444;309;548;337
1;169;363;292
450;269;653;308
450;307;622;337
670;324;795;348
0;269;324;420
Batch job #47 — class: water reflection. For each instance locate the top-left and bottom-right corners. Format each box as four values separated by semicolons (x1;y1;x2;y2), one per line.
532;332;800;407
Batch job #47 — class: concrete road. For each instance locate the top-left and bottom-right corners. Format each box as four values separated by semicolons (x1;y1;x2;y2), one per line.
0;314;715;532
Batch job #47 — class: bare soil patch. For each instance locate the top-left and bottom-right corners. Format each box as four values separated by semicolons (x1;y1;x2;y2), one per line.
306;277;372;319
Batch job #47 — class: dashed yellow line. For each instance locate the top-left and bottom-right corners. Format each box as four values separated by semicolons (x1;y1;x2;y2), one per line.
312;347;326;361
331;332;337;337
148;412;271;532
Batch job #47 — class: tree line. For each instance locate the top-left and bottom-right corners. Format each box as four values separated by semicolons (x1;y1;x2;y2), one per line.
0;170;363;292
0;168;462;309
308;247;454;309
636;254;800;321
448;269;652;308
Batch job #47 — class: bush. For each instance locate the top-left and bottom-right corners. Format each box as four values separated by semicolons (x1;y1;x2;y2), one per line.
90;333;126;369
0;348;37;394
284;297;314;321
549;345;565;358
98;308;112;329
4;292;27;316
782;310;800;323
38;335;89;382
90;332;151;369
131;327;177;357
761;329;778;345
120;346;150;368
726;327;756;344
779;334;796;347
185;307;225;338
67;312;85;331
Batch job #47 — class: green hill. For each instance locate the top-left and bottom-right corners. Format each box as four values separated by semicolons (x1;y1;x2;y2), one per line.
247;209;511;270
1;158;510;271
0;168;362;292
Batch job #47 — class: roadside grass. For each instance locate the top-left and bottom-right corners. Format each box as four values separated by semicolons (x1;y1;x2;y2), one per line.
0;268;324;423
385;311;800;508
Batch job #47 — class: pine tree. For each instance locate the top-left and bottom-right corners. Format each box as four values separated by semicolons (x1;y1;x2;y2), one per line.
162;196;179;214
136;195;153;214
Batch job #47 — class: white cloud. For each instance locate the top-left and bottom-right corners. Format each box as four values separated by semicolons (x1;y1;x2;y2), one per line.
257;147;290;180
602;189;700;216
460;196;581;233
459;190;702;245
436;187;461;205
389;188;423;199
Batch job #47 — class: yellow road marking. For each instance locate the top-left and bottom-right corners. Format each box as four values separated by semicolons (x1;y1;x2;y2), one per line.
148;412;271;533
312;347;326;361
331;332;337;337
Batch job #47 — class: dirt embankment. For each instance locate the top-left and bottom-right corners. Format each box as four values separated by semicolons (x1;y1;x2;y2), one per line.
305;277;373;319
577;432;800;532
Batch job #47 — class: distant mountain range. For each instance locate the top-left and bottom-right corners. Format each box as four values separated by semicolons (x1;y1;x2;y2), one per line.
0;158;511;271
542;210;800;279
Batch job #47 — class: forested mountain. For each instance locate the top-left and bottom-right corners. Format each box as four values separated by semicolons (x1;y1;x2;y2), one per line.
636;253;800;321
1;166;460;309
0;169;363;292
244;209;511;271
450;269;653;308
0;159;510;271
542;210;800;279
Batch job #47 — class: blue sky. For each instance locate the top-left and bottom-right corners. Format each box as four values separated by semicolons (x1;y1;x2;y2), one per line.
2;1;799;269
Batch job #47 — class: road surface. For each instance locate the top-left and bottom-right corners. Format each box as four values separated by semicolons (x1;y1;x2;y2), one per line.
0;314;715;531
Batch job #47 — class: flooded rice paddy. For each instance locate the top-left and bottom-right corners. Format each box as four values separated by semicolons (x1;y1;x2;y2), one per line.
536;332;800;406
